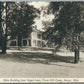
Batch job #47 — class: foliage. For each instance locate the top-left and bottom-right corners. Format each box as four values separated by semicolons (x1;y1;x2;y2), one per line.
0;2;39;53
44;2;84;50
0;2;5;49
7;2;39;39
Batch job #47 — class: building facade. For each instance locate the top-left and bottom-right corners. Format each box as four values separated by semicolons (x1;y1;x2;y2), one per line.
7;28;46;48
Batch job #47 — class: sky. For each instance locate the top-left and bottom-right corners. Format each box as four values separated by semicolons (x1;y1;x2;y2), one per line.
29;1;50;9
29;1;54;31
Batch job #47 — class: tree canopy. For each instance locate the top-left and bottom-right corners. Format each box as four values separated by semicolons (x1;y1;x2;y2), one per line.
43;2;84;63
0;2;39;53
7;2;39;39
44;2;84;48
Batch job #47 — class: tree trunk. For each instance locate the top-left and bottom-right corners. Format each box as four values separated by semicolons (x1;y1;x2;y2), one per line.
74;46;79;63
18;35;22;50
1;2;8;54
1;36;7;54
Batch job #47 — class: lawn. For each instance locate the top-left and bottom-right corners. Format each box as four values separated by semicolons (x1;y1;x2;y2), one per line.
0;50;84;78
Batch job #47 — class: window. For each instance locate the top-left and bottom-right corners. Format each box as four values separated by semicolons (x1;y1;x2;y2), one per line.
23;40;27;46
37;34;42;39
10;41;16;46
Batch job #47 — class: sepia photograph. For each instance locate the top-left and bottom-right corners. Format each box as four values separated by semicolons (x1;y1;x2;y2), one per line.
0;1;84;80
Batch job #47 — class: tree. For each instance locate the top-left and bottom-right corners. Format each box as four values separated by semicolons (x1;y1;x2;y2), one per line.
0;2;3;47
0;2;7;54
7;2;38;49
44;2;84;63
0;2;39;53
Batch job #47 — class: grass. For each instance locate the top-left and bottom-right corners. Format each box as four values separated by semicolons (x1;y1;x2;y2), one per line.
0;52;74;64
0;51;84;78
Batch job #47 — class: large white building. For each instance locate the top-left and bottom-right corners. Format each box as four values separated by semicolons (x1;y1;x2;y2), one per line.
7;27;46;48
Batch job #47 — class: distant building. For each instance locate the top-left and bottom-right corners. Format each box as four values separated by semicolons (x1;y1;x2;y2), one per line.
7;27;46;48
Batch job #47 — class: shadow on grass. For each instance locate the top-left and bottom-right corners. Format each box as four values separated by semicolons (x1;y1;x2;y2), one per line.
0;52;74;64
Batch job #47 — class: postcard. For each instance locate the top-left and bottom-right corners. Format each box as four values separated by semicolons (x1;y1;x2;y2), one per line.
0;0;84;83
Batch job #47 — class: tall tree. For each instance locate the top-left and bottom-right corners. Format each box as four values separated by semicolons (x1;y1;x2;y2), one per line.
44;2;84;63
0;2;39;53
0;2;2;46
0;2;2;49
0;2;7;54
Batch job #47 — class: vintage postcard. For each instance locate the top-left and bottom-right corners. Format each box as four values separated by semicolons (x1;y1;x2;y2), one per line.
0;0;84;83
